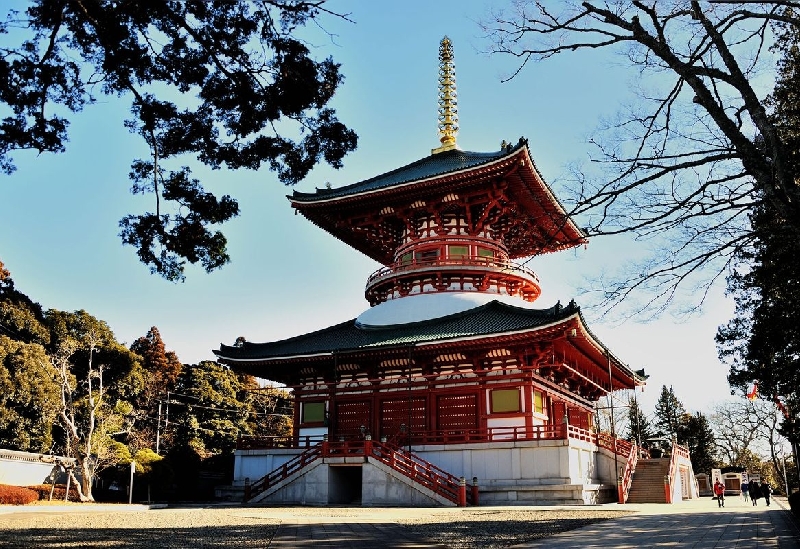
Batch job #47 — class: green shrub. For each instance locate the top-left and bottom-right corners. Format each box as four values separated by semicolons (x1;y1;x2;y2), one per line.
0;484;38;505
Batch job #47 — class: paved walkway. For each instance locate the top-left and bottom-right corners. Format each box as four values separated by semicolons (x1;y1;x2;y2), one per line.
517;496;800;549
1;496;797;548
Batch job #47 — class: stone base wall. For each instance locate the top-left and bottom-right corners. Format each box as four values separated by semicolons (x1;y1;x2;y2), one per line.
234;438;623;506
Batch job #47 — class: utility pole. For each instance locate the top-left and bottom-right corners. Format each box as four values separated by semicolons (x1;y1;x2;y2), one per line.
607;351;619;479
156;400;162;454
128;460;135;504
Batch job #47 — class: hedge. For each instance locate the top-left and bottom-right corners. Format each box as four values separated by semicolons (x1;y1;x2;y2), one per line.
0;484;38;505
26;484;81;502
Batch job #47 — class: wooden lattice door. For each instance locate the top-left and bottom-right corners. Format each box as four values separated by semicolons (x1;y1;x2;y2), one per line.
569;407;589;430
334;400;371;438
379;397;426;442
436;393;478;434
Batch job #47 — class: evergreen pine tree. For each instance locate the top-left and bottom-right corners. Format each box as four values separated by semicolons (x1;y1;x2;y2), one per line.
654;385;687;442
677;412;717;475
626;394;654;448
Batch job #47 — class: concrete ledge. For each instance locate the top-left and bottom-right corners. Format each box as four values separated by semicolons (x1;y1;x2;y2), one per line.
0;503;168;514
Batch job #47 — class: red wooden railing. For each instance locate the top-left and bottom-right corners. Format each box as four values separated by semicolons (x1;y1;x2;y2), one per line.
594;432;651;504
245;443;323;502
365;255;540;288
664;442;690;503
617;442;639;503
239;424;587;450
244;438;473;506
367;439;469;506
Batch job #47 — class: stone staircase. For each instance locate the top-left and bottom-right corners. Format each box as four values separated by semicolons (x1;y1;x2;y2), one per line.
626;459;670;503
242;439;471;506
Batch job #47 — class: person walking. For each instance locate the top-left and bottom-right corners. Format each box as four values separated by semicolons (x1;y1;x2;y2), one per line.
749;480;761;506
742;480;749;502
714;480;726;508
761;482;771;506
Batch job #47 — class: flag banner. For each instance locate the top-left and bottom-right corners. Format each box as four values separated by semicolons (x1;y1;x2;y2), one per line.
774;395;790;419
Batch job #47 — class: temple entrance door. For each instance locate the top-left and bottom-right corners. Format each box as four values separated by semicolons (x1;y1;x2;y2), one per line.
568;407;589;430
436;393;478;442
552;401;566;437
334;400;371;439
379;397;426;445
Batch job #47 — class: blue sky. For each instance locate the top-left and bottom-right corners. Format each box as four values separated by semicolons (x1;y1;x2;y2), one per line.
0;1;735;415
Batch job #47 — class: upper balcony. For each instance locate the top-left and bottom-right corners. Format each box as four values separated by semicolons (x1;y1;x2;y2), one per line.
364;254;541;306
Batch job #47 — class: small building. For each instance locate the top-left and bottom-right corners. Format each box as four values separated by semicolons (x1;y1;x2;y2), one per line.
721;466;747;495
215;37;655;506
695;472;712;496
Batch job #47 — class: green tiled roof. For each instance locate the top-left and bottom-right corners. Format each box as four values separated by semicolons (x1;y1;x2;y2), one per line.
215;299;577;361
289;144;520;203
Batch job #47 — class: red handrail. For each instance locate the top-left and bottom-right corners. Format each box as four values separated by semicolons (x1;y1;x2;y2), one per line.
368;439;467;506
238;424;587;450
245;443;322;501
617;443;638;503
244;438;472;506
664;442;690;503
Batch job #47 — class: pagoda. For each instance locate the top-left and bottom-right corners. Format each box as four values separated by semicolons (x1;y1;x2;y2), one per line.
215;37;650;506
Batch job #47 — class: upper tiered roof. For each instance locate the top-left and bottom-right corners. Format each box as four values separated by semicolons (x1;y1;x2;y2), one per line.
290;147;507;203
289;139;587;265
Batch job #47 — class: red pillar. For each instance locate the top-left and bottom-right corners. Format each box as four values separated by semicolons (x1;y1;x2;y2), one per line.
364;435;372;457
471;477;479;506
523;375;533;438
292;395;301;445
664;475;672;503
458;477;467;507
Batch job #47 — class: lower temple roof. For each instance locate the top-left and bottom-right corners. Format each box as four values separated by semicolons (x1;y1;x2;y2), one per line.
216;299;578;361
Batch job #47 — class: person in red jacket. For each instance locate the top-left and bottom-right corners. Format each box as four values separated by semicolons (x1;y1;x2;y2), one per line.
714;480;726;507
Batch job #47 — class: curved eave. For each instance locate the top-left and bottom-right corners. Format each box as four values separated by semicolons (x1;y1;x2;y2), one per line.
214;305;642;390
289;149;515;206
561;313;646;390
288;144;587;264
505;147;587;258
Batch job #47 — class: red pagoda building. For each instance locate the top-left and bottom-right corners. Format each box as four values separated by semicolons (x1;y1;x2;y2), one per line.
215;38;653;506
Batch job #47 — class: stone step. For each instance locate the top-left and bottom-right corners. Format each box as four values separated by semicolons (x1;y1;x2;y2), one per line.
626;459;671;503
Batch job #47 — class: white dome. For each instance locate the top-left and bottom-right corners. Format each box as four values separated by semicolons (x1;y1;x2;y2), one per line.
355;292;537;328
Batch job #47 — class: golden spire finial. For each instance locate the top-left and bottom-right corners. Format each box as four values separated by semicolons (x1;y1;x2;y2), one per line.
432;36;459;154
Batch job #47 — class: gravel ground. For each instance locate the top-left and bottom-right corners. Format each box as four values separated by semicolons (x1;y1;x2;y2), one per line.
400;508;633;548
0;505;633;548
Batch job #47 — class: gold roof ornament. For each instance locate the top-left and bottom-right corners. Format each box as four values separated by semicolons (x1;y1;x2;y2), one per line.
432;36;459;154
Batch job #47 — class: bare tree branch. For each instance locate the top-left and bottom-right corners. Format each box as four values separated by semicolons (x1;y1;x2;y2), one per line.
485;2;800;316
